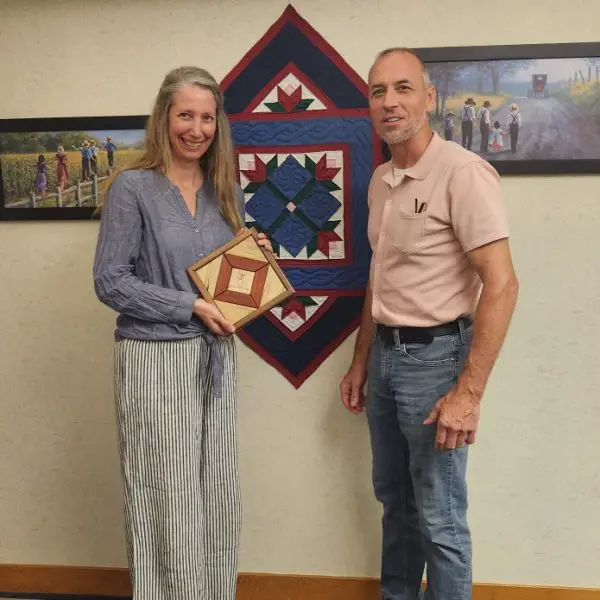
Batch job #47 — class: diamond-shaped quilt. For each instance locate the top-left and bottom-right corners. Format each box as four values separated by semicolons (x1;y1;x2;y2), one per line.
221;5;385;387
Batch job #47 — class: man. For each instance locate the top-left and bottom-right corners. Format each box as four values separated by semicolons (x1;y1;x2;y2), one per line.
478;100;492;153
460;97;476;150
340;48;518;600
104;136;117;170
506;103;522;154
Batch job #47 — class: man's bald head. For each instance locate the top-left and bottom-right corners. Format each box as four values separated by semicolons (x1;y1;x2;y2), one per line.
368;47;431;89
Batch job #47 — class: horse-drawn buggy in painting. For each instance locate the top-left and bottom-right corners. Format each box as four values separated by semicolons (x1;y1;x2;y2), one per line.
528;74;549;98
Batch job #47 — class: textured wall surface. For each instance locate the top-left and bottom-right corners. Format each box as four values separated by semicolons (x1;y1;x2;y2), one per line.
1;0;599;588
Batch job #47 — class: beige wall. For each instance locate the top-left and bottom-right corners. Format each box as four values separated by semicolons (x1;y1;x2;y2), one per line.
1;0;599;590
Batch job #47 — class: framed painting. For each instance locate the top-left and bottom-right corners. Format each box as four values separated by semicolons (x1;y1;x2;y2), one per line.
0;115;147;220
409;41;600;174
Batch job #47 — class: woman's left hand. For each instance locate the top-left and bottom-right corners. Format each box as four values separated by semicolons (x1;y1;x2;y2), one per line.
237;228;274;254
256;232;273;254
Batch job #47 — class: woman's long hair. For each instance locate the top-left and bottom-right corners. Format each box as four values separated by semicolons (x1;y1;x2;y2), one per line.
98;66;242;231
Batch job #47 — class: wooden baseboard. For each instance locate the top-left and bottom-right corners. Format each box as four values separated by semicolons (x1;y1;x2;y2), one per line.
0;565;598;599
239;574;600;600
0;565;131;597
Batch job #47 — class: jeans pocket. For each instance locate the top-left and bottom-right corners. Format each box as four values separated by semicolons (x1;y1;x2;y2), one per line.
400;335;456;366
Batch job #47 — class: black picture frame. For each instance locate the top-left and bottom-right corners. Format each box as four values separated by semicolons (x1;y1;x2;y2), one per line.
410;41;600;175
0;115;147;221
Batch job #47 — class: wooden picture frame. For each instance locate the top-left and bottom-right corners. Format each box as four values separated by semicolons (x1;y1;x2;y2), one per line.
187;228;294;330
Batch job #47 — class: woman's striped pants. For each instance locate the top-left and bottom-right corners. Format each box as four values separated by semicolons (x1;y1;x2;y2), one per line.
113;335;241;600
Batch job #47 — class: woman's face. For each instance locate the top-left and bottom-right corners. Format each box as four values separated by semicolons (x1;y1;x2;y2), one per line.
167;84;217;166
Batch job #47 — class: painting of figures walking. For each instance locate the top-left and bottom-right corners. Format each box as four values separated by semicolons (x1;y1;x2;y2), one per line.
0;116;147;220
415;41;600;174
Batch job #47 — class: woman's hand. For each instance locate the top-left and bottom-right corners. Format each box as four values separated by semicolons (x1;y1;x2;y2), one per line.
256;232;273;253
236;228;274;254
193;299;235;336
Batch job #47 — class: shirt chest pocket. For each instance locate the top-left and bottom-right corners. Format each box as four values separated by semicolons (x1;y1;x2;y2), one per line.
390;209;427;254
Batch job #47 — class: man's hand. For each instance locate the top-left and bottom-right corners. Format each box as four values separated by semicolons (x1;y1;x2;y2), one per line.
422;237;518;452
340;362;367;414
423;386;480;450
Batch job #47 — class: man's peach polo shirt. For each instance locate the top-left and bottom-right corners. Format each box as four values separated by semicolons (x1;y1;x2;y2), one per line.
367;131;510;328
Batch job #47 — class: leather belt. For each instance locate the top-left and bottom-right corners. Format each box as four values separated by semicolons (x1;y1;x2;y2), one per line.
377;317;472;345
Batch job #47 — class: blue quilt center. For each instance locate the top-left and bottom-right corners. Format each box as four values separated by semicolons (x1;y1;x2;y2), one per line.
245;155;341;257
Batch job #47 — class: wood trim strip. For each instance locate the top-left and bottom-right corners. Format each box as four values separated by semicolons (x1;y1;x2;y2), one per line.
238;574;600;600
0;565;131;596
0;565;598;599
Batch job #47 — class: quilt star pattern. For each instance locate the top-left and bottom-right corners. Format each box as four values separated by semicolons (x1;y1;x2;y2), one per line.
238;149;347;262
220;5;384;387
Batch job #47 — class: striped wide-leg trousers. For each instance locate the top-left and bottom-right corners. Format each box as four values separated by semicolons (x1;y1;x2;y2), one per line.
113;335;241;600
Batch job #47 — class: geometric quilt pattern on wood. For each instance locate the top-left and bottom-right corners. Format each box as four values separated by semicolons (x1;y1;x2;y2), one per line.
188;231;292;330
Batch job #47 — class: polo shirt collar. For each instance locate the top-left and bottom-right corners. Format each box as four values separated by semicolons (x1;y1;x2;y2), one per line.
381;131;444;187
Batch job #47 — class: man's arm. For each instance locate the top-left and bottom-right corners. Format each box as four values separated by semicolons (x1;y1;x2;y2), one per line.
340;282;375;413
351;281;375;369
456;237;519;399
424;237;518;448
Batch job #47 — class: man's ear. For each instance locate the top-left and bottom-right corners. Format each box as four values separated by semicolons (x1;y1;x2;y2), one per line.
426;84;436;113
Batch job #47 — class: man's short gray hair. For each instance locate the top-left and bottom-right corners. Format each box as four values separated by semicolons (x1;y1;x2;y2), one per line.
372;47;432;87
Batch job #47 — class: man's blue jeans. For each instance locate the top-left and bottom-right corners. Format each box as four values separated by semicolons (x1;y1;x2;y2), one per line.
365;319;473;600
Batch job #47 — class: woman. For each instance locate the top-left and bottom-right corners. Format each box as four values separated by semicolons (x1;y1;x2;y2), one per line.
33;154;47;197
55;146;68;191
93;66;271;600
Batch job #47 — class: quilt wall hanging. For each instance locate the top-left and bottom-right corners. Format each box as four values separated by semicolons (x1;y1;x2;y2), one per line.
221;5;384;388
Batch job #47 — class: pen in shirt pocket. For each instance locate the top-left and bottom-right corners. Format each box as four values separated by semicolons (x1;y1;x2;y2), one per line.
414;199;428;213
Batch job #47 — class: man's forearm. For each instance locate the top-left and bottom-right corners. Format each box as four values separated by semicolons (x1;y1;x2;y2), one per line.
457;275;519;400
352;283;375;368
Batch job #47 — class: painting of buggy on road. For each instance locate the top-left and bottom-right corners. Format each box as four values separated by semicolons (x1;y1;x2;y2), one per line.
426;55;600;161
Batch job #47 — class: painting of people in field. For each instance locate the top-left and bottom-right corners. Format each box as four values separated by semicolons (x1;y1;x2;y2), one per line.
426;56;600;160
0;129;145;209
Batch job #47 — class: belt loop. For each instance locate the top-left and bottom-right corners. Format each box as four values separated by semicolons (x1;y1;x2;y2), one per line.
458;317;466;343
392;328;401;350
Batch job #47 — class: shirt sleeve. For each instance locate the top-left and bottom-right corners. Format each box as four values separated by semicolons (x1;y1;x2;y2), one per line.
92;171;198;324
449;160;510;253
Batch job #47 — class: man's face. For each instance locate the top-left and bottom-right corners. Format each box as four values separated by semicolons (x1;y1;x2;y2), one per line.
368;51;434;145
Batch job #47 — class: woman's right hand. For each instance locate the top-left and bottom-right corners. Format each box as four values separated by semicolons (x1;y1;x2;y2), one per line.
193;299;236;336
